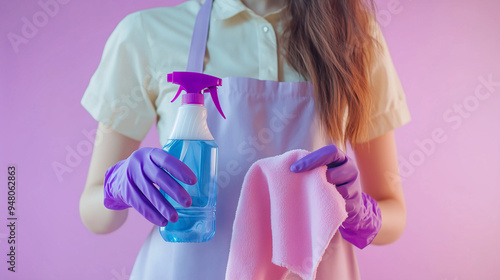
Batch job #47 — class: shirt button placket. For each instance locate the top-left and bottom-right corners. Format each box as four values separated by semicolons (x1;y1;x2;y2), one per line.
259;22;278;80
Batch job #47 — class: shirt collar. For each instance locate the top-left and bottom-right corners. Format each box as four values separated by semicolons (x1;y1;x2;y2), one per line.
212;0;286;21
212;0;247;20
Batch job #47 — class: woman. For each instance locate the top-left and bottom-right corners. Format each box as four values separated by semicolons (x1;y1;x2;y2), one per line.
80;0;410;278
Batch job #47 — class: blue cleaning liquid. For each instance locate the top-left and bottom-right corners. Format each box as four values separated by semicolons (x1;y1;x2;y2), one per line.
159;139;217;243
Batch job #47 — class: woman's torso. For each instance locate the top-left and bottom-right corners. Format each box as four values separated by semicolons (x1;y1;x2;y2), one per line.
129;1;359;279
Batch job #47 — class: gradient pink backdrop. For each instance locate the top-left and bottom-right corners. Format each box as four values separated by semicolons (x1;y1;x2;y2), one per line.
1;0;499;279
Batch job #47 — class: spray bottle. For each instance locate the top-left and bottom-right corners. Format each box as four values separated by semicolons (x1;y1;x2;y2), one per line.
159;71;225;243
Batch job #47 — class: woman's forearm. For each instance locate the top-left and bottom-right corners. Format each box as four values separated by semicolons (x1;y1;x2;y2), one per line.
79;183;129;234
371;198;406;245
352;131;407;246
79;123;140;234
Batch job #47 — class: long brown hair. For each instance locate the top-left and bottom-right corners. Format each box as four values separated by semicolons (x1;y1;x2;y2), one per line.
281;0;380;148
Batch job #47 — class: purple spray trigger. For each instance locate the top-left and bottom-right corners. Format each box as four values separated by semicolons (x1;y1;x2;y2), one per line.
171;86;186;103
167;71;225;119
206;86;225;119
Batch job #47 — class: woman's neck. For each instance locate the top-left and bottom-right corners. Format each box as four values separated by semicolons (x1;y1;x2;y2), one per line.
241;0;285;17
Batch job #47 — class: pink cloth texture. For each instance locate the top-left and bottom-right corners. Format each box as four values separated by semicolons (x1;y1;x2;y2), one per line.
225;150;348;280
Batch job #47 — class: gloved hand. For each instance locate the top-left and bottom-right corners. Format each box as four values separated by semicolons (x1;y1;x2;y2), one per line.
103;147;197;227
290;145;382;249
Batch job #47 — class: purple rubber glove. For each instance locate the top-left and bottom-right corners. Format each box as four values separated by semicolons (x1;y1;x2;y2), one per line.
290;145;382;249
104;147;197;227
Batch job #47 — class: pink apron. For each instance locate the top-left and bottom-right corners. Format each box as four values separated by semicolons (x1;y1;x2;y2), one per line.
130;0;360;279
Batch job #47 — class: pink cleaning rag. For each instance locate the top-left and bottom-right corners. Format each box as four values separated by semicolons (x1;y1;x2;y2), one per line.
225;150;348;280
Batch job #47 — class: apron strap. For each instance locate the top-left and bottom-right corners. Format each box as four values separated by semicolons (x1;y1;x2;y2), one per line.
186;0;214;73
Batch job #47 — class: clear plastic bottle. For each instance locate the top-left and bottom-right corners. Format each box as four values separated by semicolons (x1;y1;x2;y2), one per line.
160;139;217;242
159;72;224;243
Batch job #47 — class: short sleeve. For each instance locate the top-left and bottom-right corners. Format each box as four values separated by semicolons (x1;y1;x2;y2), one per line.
81;12;157;141
365;22;411;141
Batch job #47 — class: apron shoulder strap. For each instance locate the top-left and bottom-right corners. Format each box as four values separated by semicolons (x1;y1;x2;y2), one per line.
186;0;214;73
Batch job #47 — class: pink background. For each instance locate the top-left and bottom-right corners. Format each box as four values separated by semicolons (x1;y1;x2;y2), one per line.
1;0;499;279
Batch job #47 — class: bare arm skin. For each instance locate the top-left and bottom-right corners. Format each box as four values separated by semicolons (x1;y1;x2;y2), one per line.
353;130;407;245
79;122;140;234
